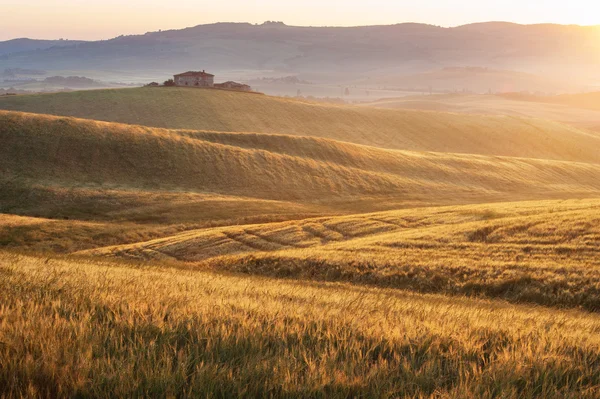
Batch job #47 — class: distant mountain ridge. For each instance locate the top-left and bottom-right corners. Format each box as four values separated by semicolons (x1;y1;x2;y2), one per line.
0;38;87;56
2;22;599;86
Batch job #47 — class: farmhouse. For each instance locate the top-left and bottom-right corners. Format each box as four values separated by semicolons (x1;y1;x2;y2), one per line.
214;81;252;91
174;70;214;87
171;71;253;91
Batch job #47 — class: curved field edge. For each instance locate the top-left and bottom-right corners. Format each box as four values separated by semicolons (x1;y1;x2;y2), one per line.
2;252;600;398
82;199;600;311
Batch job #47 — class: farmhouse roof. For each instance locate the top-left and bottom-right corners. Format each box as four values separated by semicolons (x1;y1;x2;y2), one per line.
174;70;215;77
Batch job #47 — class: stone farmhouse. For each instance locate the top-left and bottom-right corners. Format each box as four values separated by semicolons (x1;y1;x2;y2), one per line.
214;81;252;91
172;71;252;92
174;71;215;87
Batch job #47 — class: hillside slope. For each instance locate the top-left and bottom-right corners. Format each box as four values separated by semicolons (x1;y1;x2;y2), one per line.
501;92;600;112
362;94;600;132
5;252;600;397
2;87;600;163
2;22;599;85
3;110;600;218
82;199;600;310
0;38;87;56
359;67;573;93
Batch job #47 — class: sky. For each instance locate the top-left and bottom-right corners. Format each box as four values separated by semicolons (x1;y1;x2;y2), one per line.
2;0;600;41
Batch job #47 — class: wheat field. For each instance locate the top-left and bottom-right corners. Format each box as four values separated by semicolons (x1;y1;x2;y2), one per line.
3;110;600;224
361;93;600;132
78;199;600;310
1;86;600;397
2;252;600;398
2;87;600;163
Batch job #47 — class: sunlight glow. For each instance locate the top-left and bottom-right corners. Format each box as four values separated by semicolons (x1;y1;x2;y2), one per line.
2;0;600;40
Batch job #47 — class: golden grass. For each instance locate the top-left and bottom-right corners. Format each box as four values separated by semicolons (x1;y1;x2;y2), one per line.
2;87;600;163
2;252;600;398
361;93;600;133
2;89;600;397
501;92;600;112
2;110;600;226
83;199;600;311
0;212;323;254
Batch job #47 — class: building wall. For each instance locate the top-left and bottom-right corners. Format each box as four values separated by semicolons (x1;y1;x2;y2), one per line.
216;82;252;91
174;75;214;87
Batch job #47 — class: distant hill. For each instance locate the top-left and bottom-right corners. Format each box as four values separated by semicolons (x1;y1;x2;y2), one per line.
361;93;600;133
2;87;600;164
363;67;573;93
1;22;599;87
0;38;86;56
501;92;600;112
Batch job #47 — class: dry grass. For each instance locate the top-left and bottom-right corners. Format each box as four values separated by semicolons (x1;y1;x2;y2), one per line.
361;93;600;133
2;89;600;397
2;110;600;226
501;92;600;112
0;212;326;254
2;252;600;398
83;199;600;311
2;87;600;163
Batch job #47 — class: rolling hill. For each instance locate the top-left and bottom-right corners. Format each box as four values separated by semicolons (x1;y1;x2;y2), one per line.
0;38;86;56
2;35;600;398
3;109;600;214
2;22;599;87
501;91;600;112
359;67;573;93
361;93;600;132
4;18;600;399
3;87;600;163
81;198;600;310
5;251;600;397
1;109;600;255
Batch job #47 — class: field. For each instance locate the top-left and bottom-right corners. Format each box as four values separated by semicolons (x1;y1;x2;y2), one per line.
80;199;600;311
362;93;600;133
2;87;600;163
3;253;600;398
1;87;599;397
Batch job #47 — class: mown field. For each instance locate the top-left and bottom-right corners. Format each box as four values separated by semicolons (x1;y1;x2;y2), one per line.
2;252;600;398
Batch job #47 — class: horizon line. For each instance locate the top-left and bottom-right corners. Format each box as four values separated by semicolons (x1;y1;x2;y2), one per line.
3;19;600;42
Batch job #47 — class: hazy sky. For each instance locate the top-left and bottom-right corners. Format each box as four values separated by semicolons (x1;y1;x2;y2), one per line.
2;0;600;41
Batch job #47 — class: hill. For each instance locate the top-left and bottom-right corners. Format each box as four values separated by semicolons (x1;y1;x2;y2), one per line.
82;198;600;310
0;38;86;56
359;67;573;93
3;109;600;214
3;88;600;163
2;110;600;254
501;92;600;112
361;94;600;132
2;22;599;87
4;251;600;397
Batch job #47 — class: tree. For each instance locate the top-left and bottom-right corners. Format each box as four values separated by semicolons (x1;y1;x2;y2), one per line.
163;79;175;86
